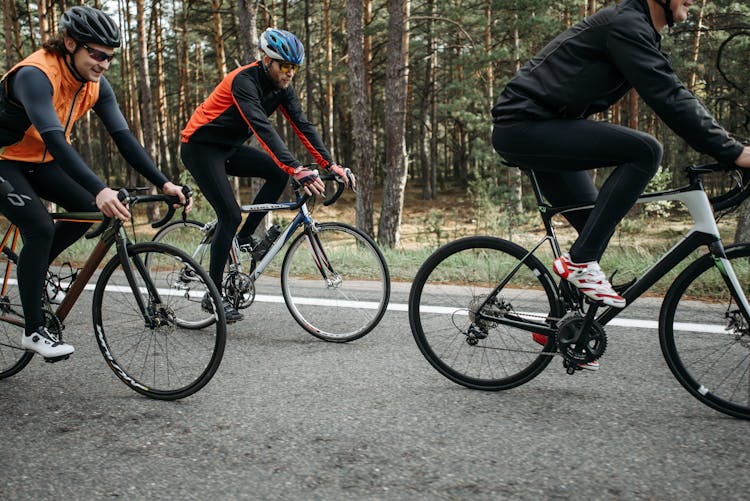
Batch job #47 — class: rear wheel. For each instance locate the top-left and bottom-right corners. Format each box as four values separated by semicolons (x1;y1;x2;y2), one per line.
93;242;226;400
409;236;561;391
150;220;216;329
0;255;32;379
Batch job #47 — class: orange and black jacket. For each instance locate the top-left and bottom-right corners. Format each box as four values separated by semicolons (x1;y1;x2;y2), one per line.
0;49;168;195
181;61;333;175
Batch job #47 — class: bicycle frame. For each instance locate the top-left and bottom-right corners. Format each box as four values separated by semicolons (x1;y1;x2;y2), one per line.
485;169;750;335
231;200;314;281
0;212;165;329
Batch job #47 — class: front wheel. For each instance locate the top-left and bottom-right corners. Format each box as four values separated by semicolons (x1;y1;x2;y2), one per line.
660;243;750;419
281;222;390;342
92;242;226;400
409;236;561;391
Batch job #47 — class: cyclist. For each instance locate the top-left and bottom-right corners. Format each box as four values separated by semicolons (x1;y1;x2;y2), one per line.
492;0;750;370
180;27;355;323
0;6;191;359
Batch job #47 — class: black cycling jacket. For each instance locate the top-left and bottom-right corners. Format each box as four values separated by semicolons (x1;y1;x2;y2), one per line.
181;61;333;175
492;0;744;164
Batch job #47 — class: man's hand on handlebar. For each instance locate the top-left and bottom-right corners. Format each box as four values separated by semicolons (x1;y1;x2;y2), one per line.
162;181;193;212
96;187;130;221
329;164;356;190
292;166;325;196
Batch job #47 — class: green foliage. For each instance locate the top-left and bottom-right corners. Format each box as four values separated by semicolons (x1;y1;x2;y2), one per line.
3;0;750;243
420;209;446;246
643;166;675;218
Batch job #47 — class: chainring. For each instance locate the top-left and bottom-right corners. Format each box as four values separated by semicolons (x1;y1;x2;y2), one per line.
555;314;607;365
43;309;64;342
224;272;255;310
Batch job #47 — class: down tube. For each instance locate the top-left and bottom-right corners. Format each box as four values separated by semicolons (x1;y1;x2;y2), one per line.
597;232;715;325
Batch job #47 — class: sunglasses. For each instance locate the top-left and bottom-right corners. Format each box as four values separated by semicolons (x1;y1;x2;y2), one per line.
81;43;115;63
274;60;299;73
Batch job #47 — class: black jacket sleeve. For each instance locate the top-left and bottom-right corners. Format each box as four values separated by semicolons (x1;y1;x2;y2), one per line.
94;78;169;188
607;11;744;163
278;86;333;169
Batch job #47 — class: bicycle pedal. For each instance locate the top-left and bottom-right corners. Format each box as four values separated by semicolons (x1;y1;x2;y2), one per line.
43;354;71;363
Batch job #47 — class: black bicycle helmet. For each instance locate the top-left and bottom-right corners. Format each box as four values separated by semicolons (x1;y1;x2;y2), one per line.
60;6;121;48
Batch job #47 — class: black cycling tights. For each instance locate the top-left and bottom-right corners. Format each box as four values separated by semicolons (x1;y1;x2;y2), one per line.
181;142;289;289
492;119;663;263
0;161;97;334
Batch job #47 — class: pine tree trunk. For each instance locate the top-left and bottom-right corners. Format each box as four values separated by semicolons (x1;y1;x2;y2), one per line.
378;0;410;248
135;0;159;219
346;0;375;237
237;0;259;63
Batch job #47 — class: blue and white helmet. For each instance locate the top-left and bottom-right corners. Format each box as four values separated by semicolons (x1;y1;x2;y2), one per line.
259;28;304;65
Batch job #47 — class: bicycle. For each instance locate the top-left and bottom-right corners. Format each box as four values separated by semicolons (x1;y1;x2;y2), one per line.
0;189;227;400
150;173;390;342
408;162;750;419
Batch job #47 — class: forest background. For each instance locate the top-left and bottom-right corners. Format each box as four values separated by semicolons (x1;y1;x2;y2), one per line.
2;0;750;251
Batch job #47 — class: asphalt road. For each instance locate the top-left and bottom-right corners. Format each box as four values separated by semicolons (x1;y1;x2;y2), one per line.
1;281;748;500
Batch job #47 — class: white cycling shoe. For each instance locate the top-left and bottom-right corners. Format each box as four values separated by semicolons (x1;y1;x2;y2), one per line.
22;327;74;358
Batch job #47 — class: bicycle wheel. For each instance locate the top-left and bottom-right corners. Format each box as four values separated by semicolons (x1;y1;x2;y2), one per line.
409;236;561;391
660;243;750;419
281;222;390;342
92;242;226;400
150;219;216;329
0;258;32;379
151;219;212;269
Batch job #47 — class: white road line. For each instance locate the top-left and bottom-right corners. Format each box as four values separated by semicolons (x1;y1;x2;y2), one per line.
34;279;728;333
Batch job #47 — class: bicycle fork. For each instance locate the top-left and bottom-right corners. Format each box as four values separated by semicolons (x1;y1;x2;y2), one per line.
114;228;166;328
710;241;750;328
304;227;341;288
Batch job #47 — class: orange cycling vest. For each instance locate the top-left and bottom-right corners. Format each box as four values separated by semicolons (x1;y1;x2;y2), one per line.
0;50;100;163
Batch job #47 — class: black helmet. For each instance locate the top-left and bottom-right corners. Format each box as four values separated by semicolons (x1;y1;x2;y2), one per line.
60;6;121;48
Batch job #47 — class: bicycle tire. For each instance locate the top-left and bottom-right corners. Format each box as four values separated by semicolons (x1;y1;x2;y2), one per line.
150;219;216;329
409;236;561;391
281;222;390;342
659;243;750;419
0;262;33;378
92;242;226;400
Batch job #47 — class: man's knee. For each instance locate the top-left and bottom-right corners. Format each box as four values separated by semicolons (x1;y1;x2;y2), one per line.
23;219;55;244
638;135;663;175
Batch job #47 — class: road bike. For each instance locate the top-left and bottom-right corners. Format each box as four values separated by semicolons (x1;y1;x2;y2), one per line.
409;162;750;419
0;189;227;400
150;173;390;342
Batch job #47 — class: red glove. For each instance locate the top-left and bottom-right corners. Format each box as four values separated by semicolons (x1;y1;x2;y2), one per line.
329;164;356;190
292;167;325;196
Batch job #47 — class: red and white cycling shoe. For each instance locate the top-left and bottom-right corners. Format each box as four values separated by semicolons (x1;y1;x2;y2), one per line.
552;253;626;308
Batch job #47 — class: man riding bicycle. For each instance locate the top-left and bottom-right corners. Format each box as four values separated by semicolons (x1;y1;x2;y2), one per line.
0;6;190;359
492;0;750;370
180;28;355;323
